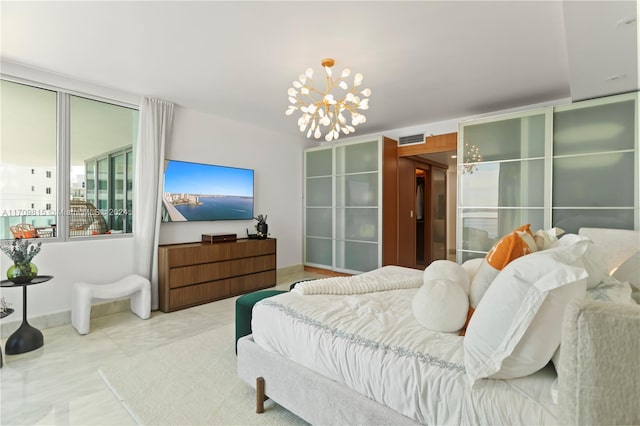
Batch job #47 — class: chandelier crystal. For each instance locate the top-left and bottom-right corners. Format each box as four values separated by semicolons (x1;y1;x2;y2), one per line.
285;58;371;142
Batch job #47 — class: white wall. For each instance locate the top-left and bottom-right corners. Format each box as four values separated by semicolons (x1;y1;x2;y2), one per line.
160;106;304;268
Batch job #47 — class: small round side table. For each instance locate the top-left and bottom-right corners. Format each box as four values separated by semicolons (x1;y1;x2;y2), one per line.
0;275;53;355
0;307;15;367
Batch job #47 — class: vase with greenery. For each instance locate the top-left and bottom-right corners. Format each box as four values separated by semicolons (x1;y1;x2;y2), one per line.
1;239;42;284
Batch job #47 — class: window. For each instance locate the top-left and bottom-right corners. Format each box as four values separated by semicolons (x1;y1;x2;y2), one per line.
0;79;139;240
82;147;134;233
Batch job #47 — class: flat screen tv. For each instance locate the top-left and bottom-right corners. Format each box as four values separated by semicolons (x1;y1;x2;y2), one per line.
161;159;254;222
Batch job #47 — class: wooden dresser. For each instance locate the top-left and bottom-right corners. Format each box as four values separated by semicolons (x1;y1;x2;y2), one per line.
158;238;276;312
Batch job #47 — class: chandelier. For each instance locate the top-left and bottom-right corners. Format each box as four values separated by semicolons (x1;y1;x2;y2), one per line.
463;143;483;174
285;58;371;142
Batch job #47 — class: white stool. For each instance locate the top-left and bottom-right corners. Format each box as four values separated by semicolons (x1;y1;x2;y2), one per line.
72;274;151;335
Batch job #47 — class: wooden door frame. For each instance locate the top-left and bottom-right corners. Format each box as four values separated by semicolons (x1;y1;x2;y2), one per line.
396;132;457;268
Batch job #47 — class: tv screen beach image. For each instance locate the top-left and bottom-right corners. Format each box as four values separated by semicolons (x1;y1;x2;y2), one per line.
162;160;254;222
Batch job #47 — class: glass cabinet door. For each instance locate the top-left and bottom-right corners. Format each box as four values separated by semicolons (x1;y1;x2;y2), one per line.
552;93;638;233
335;140;380;272
304;148;333;268
458;108;551;262
457;92;638;264
304;138;383;273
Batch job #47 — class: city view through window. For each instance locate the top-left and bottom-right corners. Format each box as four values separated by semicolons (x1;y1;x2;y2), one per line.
0;80;139;240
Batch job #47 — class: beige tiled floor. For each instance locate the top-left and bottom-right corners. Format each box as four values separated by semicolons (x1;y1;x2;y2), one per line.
0;270;325;426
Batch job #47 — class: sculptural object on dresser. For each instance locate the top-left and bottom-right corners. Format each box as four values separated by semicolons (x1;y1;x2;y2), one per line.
254;214;269;239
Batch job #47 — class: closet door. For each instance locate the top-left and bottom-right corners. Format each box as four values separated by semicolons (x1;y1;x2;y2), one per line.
335;140;380;272
552;92;638;233
304;147;333;268
457;108;552;262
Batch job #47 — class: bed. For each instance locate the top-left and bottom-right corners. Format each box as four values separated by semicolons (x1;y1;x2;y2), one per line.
237;228;640;425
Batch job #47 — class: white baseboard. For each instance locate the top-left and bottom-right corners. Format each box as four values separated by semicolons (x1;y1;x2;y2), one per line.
1;298;130;339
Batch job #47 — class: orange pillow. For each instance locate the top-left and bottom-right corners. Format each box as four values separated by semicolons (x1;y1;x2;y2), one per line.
486;224;536;270
459;306;475;336
469;224;538;308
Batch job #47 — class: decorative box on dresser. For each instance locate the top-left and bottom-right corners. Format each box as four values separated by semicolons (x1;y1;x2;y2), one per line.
158;238;277;312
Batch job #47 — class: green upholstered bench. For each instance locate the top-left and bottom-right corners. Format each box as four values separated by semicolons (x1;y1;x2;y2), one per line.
234;280;317;353
235;290;286;353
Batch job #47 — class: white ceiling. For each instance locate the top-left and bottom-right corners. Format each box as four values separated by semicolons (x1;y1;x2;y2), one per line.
1;1;637;143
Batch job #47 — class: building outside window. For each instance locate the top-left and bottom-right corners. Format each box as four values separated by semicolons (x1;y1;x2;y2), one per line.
0;79;139;240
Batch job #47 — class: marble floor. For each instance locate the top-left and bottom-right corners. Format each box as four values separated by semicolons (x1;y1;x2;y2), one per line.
0;270;325;426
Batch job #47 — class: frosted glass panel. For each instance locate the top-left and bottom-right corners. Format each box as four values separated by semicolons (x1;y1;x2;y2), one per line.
306;237;332;266
336;173;378;207
336;207;378;242
460;208;544;252
306;177;332;206
306;149;332;177
336;241;378;272
336;140;378;174
553;209;636;234
460;159;544;207
459;251;486;263
306;207;332;238
554;100;635;156
553;153;634;207
463;113;545;162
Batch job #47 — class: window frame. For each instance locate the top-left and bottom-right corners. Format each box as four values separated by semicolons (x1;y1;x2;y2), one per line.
83;145;134;233
1;76;139;242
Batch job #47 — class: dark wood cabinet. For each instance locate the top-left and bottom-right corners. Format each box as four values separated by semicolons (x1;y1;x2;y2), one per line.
158;238;276;312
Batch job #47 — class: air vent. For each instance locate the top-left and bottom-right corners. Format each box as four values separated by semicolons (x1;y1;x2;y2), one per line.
398;133;424;146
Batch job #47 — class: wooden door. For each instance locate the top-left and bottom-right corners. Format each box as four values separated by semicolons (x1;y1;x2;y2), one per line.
430;167;447;261
397;157;416;267
415;167;430;268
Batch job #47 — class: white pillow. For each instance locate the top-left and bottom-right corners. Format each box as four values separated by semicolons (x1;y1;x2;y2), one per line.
464;240;588;384
412;278;469;333
413;261;470;333
461;257;484;284
586;275;635;305
554;234;608;289
613;251;639;292
423;260;470;295
469;260;499;308
534;227;564;251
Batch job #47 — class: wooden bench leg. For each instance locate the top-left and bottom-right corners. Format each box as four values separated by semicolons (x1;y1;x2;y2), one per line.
256;377;266;413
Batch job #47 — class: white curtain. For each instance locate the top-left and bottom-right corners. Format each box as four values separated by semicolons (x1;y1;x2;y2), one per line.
134;97;174;310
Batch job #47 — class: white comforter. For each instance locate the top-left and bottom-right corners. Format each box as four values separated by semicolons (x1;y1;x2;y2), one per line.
291;265;424;295
252;268;559;425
